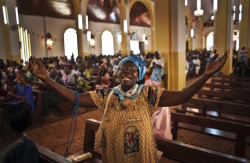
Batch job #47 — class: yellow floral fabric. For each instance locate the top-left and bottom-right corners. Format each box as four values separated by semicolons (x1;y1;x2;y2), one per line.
76;70;91;91
89;85;164;163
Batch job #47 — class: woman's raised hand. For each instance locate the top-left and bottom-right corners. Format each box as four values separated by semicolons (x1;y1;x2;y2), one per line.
29;58;48;80
204;52;227;77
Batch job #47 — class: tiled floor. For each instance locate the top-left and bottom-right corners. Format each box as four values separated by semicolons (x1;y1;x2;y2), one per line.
25;109;102;156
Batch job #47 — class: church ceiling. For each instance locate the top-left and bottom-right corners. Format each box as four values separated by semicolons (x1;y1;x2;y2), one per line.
16;0;240;26
16;0;75;19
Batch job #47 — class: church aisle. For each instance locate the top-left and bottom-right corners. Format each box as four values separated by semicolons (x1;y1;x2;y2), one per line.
25;109;102;156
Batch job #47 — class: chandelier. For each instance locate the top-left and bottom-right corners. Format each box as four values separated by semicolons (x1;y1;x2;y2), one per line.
194;0;204;17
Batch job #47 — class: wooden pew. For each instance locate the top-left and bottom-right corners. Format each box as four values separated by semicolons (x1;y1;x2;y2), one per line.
56;101;72;116
202;83;250;94
180;98;250;123
37;144;71;163
31;80;74;121
171;111;250;157
30;81;48;91
223;75;250;82
211;78;250;88
33;89;44;124
197;89;250;104
83;119;249;163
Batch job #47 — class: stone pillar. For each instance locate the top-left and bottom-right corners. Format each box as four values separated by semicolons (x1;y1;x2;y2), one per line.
81;0;89;56
155;0;186;91
73;0;83;57
120;0;130;55
214;0;233;75
0;0;20;61
239;0;250;58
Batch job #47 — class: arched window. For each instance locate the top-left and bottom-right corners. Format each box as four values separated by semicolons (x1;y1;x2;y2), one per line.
206;32;214;51
130;32;140;54
102;30;114;56
64;28;78;60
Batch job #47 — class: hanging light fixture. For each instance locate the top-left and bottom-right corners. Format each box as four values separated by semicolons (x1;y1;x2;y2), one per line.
191;29;194;38
144;37;148;45
211;15;214;21
239;4;242;21
78;14;83;30
194;0;204;17
123;20;128;33
213;0;218;12
46;33;53;50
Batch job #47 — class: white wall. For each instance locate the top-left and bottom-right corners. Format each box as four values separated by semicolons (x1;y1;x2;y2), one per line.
19;15;75;58
85;21;151;55
192;20;202;50
18;15;151;58
46;17;75;57
130;25;152;51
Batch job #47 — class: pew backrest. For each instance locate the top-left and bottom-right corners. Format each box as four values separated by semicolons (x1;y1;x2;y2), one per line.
171;111;250;157
182;98;250;117
37;144;71;163
198;90;250;104
84;119;249;163
202;83;250;94
211;78;250;88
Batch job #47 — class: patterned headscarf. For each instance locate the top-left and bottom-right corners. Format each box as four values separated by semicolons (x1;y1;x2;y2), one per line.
118;55;146;81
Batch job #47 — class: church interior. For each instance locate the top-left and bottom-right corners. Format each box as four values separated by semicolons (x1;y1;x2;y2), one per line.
0;0;250;162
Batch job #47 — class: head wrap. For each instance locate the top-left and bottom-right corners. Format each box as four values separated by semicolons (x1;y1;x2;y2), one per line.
118;55;146;81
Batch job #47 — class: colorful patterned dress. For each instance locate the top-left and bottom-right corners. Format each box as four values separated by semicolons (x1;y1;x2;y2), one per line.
90;85;164;163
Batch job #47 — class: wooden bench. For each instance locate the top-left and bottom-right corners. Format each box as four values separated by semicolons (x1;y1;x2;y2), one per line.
211;78;250;88
56;101;73;116
33;89;44;124
180;98;250;123
171;111;250;157
83;119;249;163
37;144;71;163
223;75;250;82
202;83;250;94
197;90;250;104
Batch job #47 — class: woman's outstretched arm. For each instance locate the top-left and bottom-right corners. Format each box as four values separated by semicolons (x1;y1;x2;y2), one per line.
30;59;97;108
159;52;227;107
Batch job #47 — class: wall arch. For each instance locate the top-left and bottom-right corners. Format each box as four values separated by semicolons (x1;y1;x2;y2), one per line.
102;30;114;55
129;0;154;52
204;28;214;50
64;28;78;59
206;31;214;50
